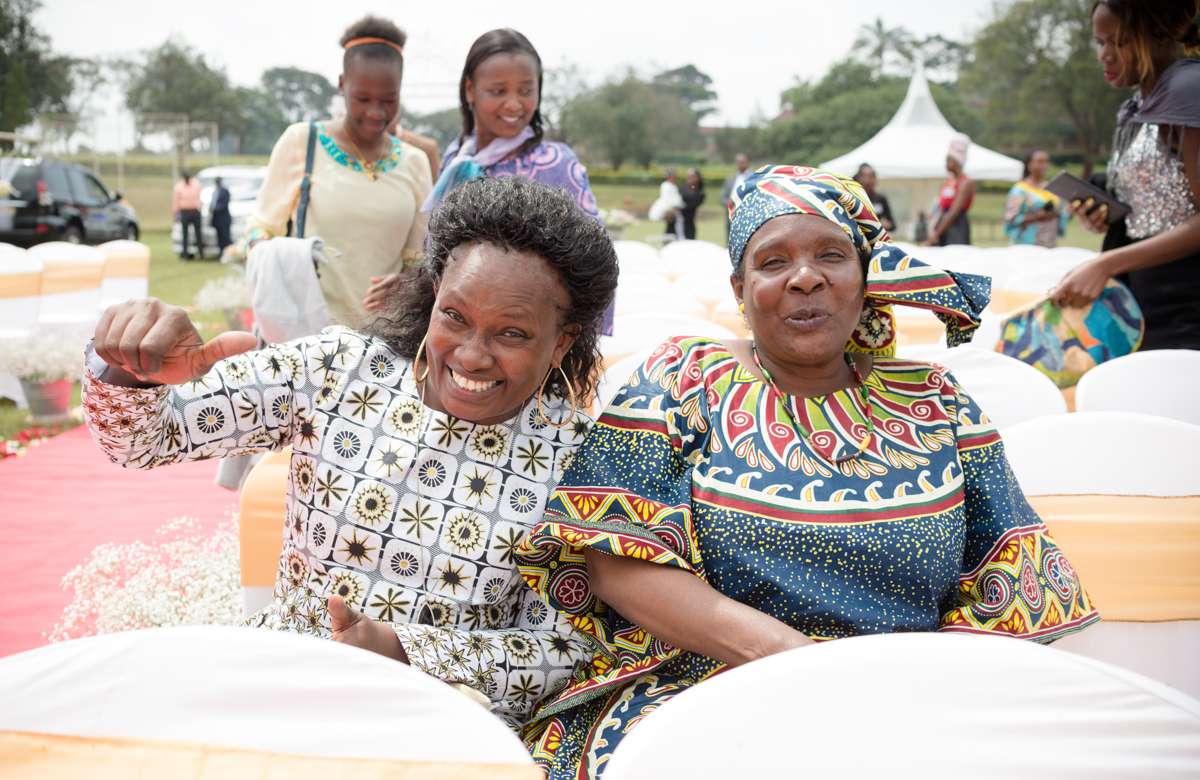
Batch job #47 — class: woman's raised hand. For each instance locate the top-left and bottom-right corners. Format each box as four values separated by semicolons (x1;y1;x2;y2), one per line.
94;298;258;386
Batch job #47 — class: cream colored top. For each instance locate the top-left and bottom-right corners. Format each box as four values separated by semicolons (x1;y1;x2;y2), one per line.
247;122;432;324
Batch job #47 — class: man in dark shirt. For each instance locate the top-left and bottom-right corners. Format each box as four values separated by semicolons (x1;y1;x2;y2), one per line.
210;176;232;256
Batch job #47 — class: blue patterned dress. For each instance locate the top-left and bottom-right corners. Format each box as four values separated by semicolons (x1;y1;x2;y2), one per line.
515;336;1099;779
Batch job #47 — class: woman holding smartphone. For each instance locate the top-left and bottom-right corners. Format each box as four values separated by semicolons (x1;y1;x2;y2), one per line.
1054;0;1200;350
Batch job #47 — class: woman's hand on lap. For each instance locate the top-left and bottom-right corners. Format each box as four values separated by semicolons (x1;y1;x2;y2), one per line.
328;595;409;663
94;299;258;386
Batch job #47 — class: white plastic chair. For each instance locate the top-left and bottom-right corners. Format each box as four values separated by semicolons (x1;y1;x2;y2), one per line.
97;239;151;308
27;242;105;324
0;626;533;766
1075;350;1200;426
1003;412;1200;698
603;633;1200;780
594;347;656;414
601;313;736;361
897;345;1067;429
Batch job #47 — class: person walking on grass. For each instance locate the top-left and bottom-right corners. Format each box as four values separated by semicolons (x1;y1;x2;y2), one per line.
173;169;203;260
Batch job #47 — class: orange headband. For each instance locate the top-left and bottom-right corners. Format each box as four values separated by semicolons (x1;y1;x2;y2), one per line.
343;37;403;54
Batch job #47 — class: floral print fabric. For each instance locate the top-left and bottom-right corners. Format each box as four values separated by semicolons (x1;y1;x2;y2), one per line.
81;326;592;731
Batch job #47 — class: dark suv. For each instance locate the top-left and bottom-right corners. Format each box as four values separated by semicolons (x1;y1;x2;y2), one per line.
0;157;139;246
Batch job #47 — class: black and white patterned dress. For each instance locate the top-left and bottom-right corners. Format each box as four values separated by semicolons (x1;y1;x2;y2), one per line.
82;326;594;730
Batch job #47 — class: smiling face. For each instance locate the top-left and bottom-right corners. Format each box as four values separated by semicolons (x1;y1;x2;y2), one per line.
465;52;539;150
339;58;401;143
421;242;575;425
732;213;866;371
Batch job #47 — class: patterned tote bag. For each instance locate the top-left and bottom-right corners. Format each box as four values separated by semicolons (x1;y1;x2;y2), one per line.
997;279;1144;388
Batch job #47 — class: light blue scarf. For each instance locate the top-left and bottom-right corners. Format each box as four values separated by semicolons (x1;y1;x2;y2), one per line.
421;125;535;213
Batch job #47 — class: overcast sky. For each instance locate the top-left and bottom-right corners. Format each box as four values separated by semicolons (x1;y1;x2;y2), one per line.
41;0;994;151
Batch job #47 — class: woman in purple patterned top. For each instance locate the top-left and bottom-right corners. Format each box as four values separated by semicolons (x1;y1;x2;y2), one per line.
423;28;608;331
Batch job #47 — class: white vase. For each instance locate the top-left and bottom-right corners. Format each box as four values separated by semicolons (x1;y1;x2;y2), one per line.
19;378;73;424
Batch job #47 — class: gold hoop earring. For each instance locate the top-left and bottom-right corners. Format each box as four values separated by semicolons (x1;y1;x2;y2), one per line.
413;333;430;382
537;365;577;428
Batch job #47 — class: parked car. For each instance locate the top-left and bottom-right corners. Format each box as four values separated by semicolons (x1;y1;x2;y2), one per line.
0;156;139;246
170;165;266;259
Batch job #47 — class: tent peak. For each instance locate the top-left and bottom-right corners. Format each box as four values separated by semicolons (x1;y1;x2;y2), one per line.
887;61;953;131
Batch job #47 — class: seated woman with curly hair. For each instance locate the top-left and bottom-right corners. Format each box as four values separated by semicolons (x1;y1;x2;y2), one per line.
515;167;1100;778
81;175;618;731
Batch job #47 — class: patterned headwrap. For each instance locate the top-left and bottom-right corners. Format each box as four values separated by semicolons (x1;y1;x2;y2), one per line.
728;165;990;354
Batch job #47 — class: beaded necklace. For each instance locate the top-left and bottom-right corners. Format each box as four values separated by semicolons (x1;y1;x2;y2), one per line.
751;344;874;464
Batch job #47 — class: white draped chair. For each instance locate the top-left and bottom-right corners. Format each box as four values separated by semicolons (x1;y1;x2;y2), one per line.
97;239;151;308
612;239;662;272
1075;350;1200;426
600;313;736;365
593;347;656;415
27;242;105;324
711;298;749;339
0;626;537;777
0;244;41;339
897;344;1067;429
658;239;728;278
603;633;1200;780
1004;412;1200;699
615;288;705;317
0;244;43;406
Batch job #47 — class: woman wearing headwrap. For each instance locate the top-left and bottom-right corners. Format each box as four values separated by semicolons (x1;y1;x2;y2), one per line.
1054;0;1200;350
515;167;1099;779
928;132;975;246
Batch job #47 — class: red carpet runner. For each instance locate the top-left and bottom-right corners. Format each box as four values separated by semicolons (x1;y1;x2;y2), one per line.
0;426;238;657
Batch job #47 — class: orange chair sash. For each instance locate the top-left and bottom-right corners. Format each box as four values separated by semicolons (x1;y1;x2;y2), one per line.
0;730;540;780
1029;494;1200;622
0;271;41;298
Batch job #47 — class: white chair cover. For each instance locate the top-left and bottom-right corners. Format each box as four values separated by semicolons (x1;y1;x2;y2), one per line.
0;625;533;764
897;345;1067;429
1003;412;1200;699
1003;411;1200;496
97;239;151;308
594;347;656;414
1075;350;1200;426
615;289;705;316
27;242;105;324
612;239;661;269
603;633;1200;780
601;314;736;360
658;239;728;276
0;244;41;338
670;270;732;297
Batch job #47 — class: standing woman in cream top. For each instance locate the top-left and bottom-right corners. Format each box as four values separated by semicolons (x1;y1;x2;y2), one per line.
246;15;432;324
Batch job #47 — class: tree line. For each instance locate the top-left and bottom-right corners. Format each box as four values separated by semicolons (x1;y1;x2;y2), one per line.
2;0;1182;177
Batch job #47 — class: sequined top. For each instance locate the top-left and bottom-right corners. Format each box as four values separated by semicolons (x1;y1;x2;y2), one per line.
1109;115;1198;239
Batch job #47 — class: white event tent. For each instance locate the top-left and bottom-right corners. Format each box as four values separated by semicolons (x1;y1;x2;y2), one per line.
821;63;1023;237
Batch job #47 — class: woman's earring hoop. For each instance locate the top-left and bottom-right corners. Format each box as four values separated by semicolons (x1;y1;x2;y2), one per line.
537;365;577;428
413;334;430;382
